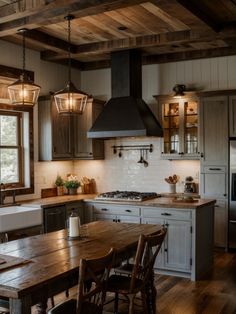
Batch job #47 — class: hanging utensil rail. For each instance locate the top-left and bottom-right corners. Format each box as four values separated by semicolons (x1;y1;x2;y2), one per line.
112;144;153;154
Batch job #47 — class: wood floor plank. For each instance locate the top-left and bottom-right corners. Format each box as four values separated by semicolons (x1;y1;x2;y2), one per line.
31;249;236;313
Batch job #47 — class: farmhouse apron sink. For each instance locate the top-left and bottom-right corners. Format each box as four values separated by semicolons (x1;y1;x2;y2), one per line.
0;206;42;232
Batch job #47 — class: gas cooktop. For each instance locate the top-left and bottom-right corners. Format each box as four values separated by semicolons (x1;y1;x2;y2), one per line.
96;191;160;202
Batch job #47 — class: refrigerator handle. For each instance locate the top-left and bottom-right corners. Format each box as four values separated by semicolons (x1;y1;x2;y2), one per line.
232;173;236;201
230;220;236;224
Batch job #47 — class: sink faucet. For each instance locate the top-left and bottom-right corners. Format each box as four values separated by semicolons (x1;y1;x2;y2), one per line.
0;183;6;205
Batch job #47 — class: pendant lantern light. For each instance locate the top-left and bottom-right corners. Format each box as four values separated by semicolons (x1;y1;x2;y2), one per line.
8;28;41;106
54;15;88;115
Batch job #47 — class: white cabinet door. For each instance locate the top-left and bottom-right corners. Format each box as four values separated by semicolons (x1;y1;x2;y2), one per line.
142;217;192;272
200;166;227;200
200;95;228;166
214;200;228;248
164;219;192;271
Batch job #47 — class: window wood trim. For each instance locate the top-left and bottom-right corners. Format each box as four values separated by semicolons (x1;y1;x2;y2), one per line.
0;110;23;188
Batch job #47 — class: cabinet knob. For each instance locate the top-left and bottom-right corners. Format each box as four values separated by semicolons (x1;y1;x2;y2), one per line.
223;194;227;197
101;208;108;211
161;213;171;216
125;209;132;213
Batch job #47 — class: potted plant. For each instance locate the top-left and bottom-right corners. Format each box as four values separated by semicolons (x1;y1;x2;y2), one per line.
64;175;80;195
55;175;64;196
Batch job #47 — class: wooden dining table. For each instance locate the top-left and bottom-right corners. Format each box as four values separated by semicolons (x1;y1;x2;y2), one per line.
0;221;161;314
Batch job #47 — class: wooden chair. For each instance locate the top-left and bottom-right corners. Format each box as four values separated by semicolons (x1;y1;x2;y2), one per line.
48;247;115;314
106;228;167;314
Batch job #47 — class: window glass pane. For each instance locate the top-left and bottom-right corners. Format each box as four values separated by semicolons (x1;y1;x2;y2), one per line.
0;148;19;183
0;115;17;145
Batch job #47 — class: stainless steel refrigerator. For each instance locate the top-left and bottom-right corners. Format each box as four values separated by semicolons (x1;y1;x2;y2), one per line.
229;140;236;249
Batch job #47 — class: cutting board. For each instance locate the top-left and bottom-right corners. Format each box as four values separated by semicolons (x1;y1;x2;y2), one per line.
172;198;198;203
41;188;57;198
0;254;31;272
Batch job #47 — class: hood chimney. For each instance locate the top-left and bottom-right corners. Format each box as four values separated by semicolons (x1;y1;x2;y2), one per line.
88;50;163;138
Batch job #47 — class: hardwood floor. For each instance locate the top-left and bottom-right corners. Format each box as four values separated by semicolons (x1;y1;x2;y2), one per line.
32;250;236;313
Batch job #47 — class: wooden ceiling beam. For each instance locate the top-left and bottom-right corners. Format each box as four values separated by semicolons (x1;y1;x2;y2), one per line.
80;46;236;71
0;0;147;37
25;30;77;54
142;46;236;64
41;30;205;61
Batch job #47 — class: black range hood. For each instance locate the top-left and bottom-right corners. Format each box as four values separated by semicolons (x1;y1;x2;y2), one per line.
87;50;163;138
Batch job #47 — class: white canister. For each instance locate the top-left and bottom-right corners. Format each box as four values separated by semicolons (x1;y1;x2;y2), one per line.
68;211;80;238
169;184;176;194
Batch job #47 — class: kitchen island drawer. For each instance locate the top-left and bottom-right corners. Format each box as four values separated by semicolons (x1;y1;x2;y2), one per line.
141;207;191;220
92;203;140;216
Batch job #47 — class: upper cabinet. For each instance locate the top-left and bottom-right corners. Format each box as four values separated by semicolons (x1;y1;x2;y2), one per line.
38;96;105;161
199;95;228;166
154;94;200;159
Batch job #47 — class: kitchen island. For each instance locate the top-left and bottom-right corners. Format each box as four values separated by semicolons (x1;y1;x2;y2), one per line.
19;194;216;281
83;196;215;281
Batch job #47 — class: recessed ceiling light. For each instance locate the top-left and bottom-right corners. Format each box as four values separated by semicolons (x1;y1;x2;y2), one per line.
118;26;128;31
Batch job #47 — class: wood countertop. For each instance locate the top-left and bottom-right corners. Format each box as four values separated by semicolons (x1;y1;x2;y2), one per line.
21;194;216;209
85;197;216;209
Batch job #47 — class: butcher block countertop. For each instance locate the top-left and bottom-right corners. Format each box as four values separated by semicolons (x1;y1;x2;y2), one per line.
21;194;216;209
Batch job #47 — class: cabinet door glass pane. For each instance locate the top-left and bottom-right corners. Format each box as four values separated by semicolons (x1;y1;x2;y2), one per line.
163;103;179;154
184;101;198;154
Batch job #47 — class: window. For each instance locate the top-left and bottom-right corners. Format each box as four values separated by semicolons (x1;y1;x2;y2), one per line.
0;111;23;187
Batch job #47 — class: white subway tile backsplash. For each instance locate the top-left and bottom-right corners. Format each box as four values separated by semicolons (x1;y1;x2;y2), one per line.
73;138;200;194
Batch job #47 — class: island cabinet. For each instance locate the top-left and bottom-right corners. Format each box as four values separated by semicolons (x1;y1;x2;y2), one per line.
142;207;192;273
38;95;104;161
84;200;214;280
153;94;200;160
84;202;141;224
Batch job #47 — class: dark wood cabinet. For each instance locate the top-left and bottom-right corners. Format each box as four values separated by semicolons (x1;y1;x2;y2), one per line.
74;98;104;159
43;205;67;233
38;96;104;160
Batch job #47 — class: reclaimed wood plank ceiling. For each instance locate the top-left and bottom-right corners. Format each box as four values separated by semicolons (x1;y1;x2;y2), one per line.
0;0;236;70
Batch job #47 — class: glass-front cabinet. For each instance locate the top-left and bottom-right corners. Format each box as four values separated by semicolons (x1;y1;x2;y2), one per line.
155;94;200;159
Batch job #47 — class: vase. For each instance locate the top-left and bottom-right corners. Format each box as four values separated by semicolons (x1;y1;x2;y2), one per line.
169;184;176;194
68;188;78;195
57;186;64;196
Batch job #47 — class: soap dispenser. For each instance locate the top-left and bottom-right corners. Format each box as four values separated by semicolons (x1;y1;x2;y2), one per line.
68;209;80;238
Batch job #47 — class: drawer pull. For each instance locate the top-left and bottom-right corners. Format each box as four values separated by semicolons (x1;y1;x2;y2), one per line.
209;168;222;171
161;213;171;216
125;210;132;213
101;208;108;211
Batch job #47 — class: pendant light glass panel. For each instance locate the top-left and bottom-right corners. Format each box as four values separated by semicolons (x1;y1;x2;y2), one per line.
8;76;41;106
8;29;41;106
54;81;88;115
54;15;88;115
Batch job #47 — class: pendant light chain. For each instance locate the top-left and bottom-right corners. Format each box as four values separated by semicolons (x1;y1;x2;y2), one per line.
22;29;26;79
67;16;71;83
